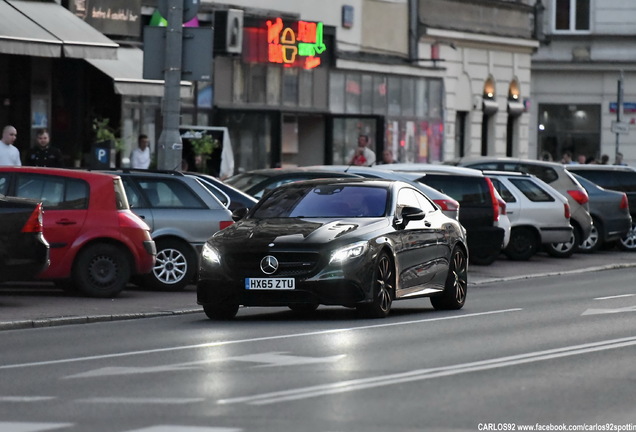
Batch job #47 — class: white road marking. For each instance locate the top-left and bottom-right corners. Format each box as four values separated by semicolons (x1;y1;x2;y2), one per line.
0;422;72;432
582;305;636;315
594;293;635;300
218;335;636;405
67;352;347;378
78;397;205;405
0;309;521;371
125;427;241;432
0;397;55;402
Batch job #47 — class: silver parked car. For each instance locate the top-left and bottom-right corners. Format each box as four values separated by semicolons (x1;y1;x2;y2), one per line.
103;170;234;291
485;171;573;260
453;157;593;257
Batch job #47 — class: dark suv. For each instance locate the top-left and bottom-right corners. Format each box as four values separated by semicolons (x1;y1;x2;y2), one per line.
566;165;636;251
388;164;505;265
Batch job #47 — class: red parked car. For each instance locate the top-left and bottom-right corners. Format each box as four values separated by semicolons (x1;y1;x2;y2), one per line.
0;167;156;297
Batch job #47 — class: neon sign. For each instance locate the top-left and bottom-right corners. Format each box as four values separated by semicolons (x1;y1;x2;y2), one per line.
265;17;326;69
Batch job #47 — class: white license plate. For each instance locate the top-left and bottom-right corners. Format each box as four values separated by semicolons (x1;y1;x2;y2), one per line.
245;278;295;290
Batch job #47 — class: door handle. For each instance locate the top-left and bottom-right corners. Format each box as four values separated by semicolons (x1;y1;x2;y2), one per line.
56;219;77;226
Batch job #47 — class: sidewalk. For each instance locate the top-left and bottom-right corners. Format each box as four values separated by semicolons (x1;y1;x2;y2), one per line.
1;250;635;330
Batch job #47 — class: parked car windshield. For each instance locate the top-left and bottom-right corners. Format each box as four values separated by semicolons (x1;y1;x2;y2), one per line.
252;185;388;219
225;173;269;191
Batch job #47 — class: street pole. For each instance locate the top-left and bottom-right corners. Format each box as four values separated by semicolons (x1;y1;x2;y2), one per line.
615;70;624;161
157;0;184;171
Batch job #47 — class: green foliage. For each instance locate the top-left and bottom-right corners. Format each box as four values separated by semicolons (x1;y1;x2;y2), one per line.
189;130;219;156
93;117;123;151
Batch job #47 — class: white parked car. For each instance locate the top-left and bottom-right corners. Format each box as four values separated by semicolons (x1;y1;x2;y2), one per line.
485;171;573;260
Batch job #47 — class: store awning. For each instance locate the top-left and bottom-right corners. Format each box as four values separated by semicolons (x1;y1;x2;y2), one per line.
0;0;118;59
86;47;192;98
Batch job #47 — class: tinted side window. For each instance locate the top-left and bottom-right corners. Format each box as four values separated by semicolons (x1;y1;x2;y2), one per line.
15;174;88;209
138;178;206;209
509;178;555;202
518;164;559;184
421;175;489;206
614;171;636;192
490;178;516;203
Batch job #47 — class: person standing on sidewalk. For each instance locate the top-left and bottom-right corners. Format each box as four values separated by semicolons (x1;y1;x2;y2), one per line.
131;134;151;169
0;125;21;166
24;128;64;167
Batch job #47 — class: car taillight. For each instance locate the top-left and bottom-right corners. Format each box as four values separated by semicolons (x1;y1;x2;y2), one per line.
220;221;234;230
564;202;571;220
21;203;43;233
485;177;500;222
620;193;629;210
498;197;507;216
433;199;460;212
567;189;589;205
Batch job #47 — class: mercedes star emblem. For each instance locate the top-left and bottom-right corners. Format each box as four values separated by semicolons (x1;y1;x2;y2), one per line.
260;255;279;275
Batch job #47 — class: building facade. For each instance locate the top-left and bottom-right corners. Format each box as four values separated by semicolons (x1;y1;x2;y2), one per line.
0;0;539;173
531;0;636;165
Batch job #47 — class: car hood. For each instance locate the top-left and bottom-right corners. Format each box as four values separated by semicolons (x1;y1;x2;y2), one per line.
213;217;391;247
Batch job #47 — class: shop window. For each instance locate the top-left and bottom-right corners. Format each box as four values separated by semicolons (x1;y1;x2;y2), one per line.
345;73;361;114
372;75;387;115
282;67;299;106
329;72;345;112
538;104;600;161
428;79;443;119
388;76;401;116
554;0;590;32
298;69;313;108
247;64;267;104
266;65;281;105
361;75;373;113
401;77;415;117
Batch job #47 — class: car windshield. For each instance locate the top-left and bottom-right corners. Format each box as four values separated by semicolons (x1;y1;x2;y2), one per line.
251;184;388;219
225;173;269;192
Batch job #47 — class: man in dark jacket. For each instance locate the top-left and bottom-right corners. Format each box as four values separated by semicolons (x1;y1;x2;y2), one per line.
25;128;64;167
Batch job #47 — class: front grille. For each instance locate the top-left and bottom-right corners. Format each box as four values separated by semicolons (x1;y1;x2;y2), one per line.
225;252;321;277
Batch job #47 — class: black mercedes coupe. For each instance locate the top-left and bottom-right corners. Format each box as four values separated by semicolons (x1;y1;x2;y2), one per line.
197;178;468;319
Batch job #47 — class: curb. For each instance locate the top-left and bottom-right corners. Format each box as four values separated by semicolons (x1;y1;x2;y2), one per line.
469;262;636;286
0;308;202;331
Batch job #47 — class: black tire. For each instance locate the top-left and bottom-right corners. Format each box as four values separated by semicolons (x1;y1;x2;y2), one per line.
144;239;196;291
288;303;319;313
73;243;131;298
203;302;239;320
618;222;636;251
504;227;539;261
546;226;580;258
580;218;603;253
357;251;394;318
431;247;468;310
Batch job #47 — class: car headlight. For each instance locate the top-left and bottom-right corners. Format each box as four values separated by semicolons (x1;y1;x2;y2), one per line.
201;243;221;265
329;241;368;264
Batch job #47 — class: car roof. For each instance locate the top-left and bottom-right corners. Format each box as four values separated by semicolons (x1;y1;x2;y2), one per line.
0;166;120;181
387;163;485;177
234;168;361;178
566;164;636;172
456;156;568;170
274;177;403;189
481;170;531;177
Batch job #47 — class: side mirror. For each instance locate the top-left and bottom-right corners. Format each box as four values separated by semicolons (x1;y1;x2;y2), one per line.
401;206;425;222
231;207;249;221
395;205;425;228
